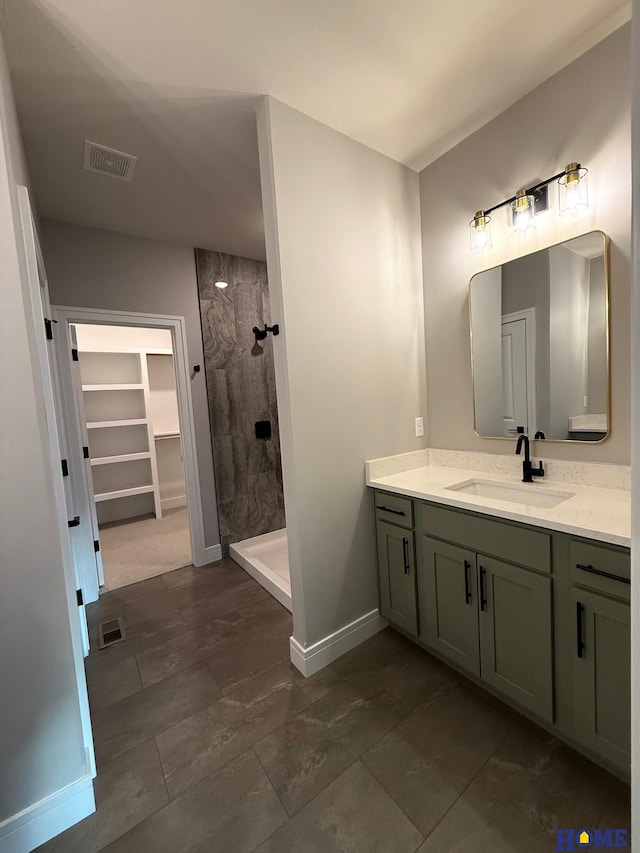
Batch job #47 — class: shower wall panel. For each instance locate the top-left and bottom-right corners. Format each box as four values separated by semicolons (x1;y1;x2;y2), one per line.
196;249;285;552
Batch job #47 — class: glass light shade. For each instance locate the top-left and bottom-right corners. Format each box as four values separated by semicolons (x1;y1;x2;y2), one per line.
510;189;536;235
558;163;588;216
214;280;229;289
469;210;492;253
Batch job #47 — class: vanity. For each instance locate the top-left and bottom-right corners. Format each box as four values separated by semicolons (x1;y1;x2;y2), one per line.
367;452;630;779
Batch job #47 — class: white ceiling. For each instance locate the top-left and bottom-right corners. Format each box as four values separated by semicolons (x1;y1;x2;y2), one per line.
0;0;630;260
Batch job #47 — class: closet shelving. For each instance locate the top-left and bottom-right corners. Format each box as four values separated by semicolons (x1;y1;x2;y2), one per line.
79;345;184;523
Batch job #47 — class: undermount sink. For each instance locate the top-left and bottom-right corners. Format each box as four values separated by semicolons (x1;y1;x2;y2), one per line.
445;478;573;509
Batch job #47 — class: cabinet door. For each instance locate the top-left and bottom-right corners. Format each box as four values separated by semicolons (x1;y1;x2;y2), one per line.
376;521;417;635
418;536;480;677
572;588;630;771
478;557;553;722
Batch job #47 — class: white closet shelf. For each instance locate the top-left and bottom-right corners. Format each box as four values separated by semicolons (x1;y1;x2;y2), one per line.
87;418;148;429
82;383;144;391
154;432;181;440
91;452;152;466
95;484;155;502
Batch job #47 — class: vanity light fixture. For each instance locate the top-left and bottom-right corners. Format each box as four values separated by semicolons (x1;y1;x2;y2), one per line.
469;210;492;253
511;189;536;235
558;162;589;216
469;161;589;252
214;280;229;289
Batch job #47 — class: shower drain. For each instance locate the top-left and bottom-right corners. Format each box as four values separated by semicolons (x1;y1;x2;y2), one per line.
98;617;126;649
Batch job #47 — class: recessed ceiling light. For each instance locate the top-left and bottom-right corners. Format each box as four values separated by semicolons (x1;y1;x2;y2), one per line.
215;281;229;289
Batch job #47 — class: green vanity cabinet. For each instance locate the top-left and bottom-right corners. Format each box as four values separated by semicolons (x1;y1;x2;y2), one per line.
375;517;418;636
418;533;553;721
419;537;480;677
478;556;553;722
571;587;630;769
372;488;630;777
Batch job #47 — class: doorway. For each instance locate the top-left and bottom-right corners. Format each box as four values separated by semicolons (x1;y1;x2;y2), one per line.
53;306;210;602
71;322;191;590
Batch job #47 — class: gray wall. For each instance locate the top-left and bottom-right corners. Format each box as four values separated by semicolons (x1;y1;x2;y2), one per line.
470;265;503;436
40;219;220;548
420;25;631;462
195;249;285;552
257;97;426;648
588;255;607;414
0;26;89;838
549;245;590;438
502;251;551;434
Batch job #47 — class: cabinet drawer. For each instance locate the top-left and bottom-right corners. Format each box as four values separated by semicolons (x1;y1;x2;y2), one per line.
418;502;550;573
374;491;414;529
570;539;630;600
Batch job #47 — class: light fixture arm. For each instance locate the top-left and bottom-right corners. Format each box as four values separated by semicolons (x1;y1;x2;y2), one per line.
483;168;568;217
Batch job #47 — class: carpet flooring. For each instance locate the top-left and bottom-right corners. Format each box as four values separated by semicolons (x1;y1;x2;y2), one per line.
99;507;191;591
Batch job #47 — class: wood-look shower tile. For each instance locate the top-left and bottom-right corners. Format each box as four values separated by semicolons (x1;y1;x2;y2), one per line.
200;297;238;369
206;368;244;436
211;435;249;501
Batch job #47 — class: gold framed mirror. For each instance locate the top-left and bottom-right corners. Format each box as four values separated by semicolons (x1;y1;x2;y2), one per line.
469;230;610;443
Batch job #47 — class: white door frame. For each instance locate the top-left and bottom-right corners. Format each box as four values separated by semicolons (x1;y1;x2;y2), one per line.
501;308;538;436
16;186;96;774
53;305;211;572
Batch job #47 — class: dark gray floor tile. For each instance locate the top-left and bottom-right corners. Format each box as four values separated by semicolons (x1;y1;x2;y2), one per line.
87;655;142;710
102;750;286;853
178;580;271;628
35;740;168;853
86;608;188;669
417;720;616;853
87;575;168;627
156;665;310;799
136;598;290;688
254;760;423;853
598;778;631;837
286;661;345;703
334;628;459;714
254;679;403;815
92;663;221;765
161;559;249;592
206;616;292;694
362;682;516;837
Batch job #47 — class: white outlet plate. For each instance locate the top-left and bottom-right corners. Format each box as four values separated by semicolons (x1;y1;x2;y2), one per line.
415;417;424;437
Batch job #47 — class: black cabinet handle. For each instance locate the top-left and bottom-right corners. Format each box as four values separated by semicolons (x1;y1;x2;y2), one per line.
464;560;472;604
479;564;487;612
576;562;630;585
576;601;585;658
376;505;406;516
402;538;410;575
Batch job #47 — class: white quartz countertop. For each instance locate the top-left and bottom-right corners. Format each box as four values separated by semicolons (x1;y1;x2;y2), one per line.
365;450;630;548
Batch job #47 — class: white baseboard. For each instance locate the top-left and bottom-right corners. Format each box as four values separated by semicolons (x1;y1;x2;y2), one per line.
193;543;222;567
0;774;95;853
161;495;187;511
290;609;388;677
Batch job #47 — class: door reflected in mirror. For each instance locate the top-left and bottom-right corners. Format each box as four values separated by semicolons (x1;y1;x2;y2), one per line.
469;231;609;443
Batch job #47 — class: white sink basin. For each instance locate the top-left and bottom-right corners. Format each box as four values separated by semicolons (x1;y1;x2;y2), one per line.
446;478;573;509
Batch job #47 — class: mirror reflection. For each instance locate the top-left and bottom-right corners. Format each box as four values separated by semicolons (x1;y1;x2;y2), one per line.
470;231;609;442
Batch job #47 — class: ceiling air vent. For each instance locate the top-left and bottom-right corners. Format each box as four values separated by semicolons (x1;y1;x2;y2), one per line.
83;140;137;182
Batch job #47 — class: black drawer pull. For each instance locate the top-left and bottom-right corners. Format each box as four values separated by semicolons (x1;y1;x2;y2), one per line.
576;563;630;585
576;601;585;658
402;537;410;575
376;505;406;516
464;560;472;604
479;564;487;612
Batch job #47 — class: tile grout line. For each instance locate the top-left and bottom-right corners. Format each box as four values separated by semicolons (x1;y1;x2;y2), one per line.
413;720;519;846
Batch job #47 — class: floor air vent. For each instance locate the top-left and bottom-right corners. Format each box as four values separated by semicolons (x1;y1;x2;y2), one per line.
83;141;137;182
98;617;126;649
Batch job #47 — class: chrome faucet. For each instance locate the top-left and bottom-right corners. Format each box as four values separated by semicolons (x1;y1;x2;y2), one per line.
515;434;545;483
